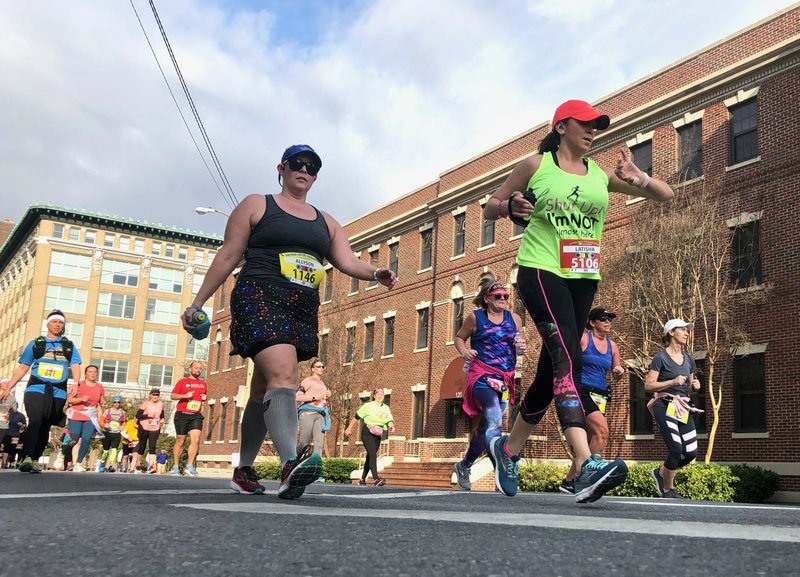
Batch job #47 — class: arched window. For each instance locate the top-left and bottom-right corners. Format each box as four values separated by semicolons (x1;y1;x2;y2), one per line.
450;282;465;339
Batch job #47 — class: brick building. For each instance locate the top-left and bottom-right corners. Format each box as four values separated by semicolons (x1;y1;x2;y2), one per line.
200;7;800;497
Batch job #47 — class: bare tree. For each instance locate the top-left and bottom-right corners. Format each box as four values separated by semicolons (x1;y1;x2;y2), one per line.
602;182;768;461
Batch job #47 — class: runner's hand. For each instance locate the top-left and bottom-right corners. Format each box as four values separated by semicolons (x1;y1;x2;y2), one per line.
374;268;397;289
462;349;478;362
612;365;625;378
509;191;534;220
615;149;647;187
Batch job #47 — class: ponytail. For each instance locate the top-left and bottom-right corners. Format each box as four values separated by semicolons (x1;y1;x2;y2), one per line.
538;131;560;154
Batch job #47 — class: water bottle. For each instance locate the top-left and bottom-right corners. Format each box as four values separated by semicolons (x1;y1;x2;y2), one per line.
514;333;524;355
463;360;472;373
189;309;207;325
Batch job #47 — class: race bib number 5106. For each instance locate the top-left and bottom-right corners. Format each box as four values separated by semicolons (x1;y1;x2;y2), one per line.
560;240;600;274
279;252;323;289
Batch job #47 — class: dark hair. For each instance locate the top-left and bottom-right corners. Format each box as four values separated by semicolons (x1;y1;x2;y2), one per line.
662;332;673;345
538;130;561;154
85;364;99;375
472;277;498;309
46;309;66;336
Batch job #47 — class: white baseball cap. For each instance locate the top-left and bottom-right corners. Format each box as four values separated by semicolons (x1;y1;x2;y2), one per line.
663;318;694;336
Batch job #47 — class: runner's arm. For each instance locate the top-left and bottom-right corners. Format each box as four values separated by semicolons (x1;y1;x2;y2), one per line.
323;213;396;288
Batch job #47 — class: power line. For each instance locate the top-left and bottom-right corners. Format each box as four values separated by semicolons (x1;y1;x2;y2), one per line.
147;0;239;208
128;0;232;211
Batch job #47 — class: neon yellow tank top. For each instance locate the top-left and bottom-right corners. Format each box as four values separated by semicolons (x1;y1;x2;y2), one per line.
516;151;609;279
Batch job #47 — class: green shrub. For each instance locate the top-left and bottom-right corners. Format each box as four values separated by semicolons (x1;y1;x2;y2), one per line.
608;462;662;497
729;464;780;503
518;463;569;493
322;458;361;483
254;460;282;480
674;462;736;502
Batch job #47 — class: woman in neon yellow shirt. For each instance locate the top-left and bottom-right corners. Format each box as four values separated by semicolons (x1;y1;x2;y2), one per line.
345;388;395;486
483;100;674;503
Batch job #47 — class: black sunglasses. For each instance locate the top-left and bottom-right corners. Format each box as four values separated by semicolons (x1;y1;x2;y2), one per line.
285;157;320;176
489;293;510;300
595;316;612;322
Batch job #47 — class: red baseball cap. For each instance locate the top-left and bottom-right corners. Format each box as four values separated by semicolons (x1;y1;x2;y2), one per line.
552;100;610;130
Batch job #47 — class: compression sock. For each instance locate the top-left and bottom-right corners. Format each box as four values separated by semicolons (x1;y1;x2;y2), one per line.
239;400;268;467
263;388;299;465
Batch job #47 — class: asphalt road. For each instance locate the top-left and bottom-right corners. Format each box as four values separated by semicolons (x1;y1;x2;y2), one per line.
1;470;798;577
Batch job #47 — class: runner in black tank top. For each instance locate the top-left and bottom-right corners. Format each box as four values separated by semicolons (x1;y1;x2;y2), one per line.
181;144;396;499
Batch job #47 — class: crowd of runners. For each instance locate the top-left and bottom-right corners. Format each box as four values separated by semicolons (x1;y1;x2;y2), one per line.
1;100;708;501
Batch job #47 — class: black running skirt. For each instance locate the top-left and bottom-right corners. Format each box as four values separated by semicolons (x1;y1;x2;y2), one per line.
229;279;320;362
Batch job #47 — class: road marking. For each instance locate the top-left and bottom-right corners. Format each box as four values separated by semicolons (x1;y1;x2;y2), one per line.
173;502;800;543
612;499;800;512
0;489;231;500
313;490;454;499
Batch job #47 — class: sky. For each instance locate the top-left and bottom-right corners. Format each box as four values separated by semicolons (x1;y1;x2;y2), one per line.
0;0;794;238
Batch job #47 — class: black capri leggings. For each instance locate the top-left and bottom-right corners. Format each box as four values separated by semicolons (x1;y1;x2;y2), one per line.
101;432;122;451
137;428;160;455
360;426;382;481
21;390;67;461
516;267;597;432
652;399;698;470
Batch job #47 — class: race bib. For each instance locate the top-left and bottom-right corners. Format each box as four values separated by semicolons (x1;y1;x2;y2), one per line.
36;361;64;381
560;240;600;274
666;400;690;424
279;252;323;289
501;386;510;403
108;421;121;431
589;392;608;415
186;400;201;412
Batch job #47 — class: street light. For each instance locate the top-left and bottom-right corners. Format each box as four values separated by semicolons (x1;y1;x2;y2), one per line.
194;206;230;217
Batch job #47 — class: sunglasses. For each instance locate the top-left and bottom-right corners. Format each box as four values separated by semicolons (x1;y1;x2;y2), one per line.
489;293;510;300
285;157;320;176
595;316;612;322
313;365;325;369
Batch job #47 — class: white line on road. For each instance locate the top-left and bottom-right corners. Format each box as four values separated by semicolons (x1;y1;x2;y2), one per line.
0;489;232;500
173;502;800;543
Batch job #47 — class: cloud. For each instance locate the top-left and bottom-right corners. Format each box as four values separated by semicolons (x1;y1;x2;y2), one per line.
0;0;793;237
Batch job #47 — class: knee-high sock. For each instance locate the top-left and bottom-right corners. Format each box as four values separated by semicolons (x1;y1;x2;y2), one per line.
263;388;299;465
239;400;268;467
108;448;117;466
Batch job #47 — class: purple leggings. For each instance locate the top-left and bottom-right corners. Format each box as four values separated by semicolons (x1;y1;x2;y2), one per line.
462;385;507;468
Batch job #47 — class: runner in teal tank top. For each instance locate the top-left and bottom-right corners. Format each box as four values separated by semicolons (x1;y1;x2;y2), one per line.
481;99;675;503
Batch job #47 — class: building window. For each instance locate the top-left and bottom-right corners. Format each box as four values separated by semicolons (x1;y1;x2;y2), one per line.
152;242;161;256
731;221;762;288
364;322;374;360
730;99;758;164
49;251;92;281
631;141;653;177
214;330;222;372
412;391;425;440
95;359;128;384
192;273;204;295
185;337;209;361
178;247;188;260
319;333;329;365
512;221;525;237
452;298;464;340
445;399;462;438
416;308;429;350
350;275;359;294
218;402;227;441
67;228;80;241
225;337;233;370
481;213;495;247
164;245;174;258
368;251;379;287
41;319;84;348
208;251;216;263
194;249;205;264
45;285;88;314
52;224;64;239
149;266;183;293
93;325;133;353
206;404;215;441
218;284;226;311
104;233;115;248
101;259;138;287
139;363;174;388
388;243;399;276
134;239;145;253
629;373;653;435
85;231;96;245
97;292;136;319
383;317;395;356
345;326;355;364
323;269;333;302
145;298;180;325
119;236;130;251
734;353;766;432
453;214;466;256
141;330;178;357
678;121;702;180
231;406;241;441
420;229;433;269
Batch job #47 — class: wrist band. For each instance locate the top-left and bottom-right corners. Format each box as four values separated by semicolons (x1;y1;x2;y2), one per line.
638;173;651;189
373;269;379;281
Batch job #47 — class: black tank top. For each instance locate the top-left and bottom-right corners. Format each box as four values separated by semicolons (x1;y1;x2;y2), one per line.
238;195;331;291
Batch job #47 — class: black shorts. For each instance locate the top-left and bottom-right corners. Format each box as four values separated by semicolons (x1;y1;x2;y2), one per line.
174;412;204;436
580;387;612;417
101;432;122;451
122;443;138;456
2;434;21;455
230;279;320;362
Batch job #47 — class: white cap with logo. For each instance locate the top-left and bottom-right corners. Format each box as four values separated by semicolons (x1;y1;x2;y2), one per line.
663;318;694;336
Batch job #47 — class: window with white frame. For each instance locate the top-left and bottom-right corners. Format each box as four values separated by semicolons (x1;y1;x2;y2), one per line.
165;244;175;258
85;230;96;245
133;239;145;253
52;224;64;239
94;359;128;384
145;298;180;325
151;242;161;256
185;337;209;361
104;233;115;248
97;292;136;319
49;251;91;281
149;266;183;293
192;272;204;295
141;330;178;357
178;247;188;260
139;363;174;389
119;236;130;251
93;325;133;353
194;249;205;264
68;227;80;241
45;285;88;314
101;259;139;287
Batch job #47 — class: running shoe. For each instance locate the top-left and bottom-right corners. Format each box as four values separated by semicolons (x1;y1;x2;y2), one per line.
107;466;115;473
488;435;519;497
170;466;181;476
186;464;198;477
574;454;628;503
373;477;386;486
358;479;367;486
65;463;74;472
661;489;684;499
73;464;86;472
230;466;266;495
29;461;42;474
19;457;33;473
277;445;323;500
96;462;105;473
454;461;472;491
558;478;575;494
650;466;665;496
147;465;157;474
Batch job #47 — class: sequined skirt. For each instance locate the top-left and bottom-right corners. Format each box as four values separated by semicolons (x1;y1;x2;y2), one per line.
229;280;320;361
